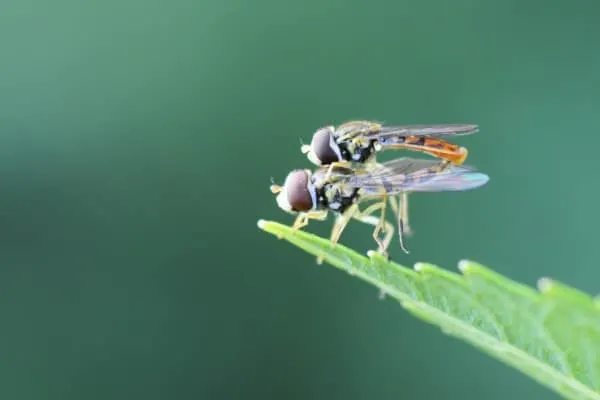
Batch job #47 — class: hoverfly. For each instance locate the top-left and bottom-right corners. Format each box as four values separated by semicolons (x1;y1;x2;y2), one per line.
270;157;489;263
300;120;479;235
300;120;478;169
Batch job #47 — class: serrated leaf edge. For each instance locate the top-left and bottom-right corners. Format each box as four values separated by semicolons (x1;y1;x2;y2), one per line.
258;219;600;400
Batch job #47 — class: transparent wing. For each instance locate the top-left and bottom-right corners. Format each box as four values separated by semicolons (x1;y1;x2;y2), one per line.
352;157;448;177
345;157;489;194
334;120;382;141
365;124;479;139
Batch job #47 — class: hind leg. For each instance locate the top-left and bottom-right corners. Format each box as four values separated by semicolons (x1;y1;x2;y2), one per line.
316;202;394;264
396;193;410;254
400;192;413;237
388;194;412;253
354;202;395;259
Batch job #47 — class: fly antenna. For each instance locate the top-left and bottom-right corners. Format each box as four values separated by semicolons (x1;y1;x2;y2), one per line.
269;177;282;194
299;137;312;154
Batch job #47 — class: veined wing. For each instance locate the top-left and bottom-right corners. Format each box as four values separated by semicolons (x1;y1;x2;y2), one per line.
345;157;489;194
356;157;452;176
366;124;478;139
335;120;382;141
321;157;444;184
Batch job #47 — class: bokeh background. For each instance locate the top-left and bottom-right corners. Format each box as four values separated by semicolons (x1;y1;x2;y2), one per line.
1;0;598;398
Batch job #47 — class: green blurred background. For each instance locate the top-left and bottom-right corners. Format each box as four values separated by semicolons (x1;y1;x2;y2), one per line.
0;0;598;398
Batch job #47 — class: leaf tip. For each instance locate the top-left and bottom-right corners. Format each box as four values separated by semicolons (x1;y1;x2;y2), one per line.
457;259;470;273
378;289;388;300
413;262;442;275
367;250;390;262
537;276;595;306
257;219;267;230
537;277;553;293
413;262;425;272
457;259;491;276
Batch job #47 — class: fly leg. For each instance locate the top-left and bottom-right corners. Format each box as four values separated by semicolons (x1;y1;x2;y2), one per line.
396;193;410;254
388;195;399;225
367;198;388;256
287;211;327;239
385;193;411;252
378;194;388;252
282;214;309;239
388;193;412;236
316;201;393;265
315;205;359;264
328;206;357;246
400;192;413;237
433;159;451;172
321;161;350;183
354;207;394;300
292;214;308;231
354;201;395;260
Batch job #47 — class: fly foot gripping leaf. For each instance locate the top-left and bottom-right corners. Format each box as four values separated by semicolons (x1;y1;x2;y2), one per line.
257;219;600;400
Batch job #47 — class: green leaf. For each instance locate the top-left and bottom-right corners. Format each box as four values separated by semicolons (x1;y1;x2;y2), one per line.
257;219;600;400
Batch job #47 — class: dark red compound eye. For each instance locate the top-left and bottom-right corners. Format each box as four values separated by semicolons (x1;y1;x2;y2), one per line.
311;128;340;165
284;170;313;212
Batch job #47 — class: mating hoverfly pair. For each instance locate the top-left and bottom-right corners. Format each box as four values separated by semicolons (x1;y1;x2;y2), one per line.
270;120;489;263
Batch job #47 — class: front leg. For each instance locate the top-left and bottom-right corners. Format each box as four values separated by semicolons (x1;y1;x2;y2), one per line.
282;211;328;240
291;214;309;233
276;214;307;239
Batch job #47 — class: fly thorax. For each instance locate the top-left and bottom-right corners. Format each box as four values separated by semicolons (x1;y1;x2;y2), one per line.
338;139;376;163
320;183;359;214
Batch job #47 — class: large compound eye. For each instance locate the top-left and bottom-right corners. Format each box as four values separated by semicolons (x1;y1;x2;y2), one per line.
311;128;340;165
284;170;314;212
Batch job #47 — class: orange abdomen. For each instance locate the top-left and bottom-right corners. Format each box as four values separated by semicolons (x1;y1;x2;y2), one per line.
389;136;468;165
